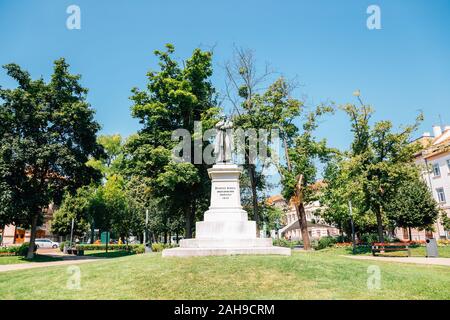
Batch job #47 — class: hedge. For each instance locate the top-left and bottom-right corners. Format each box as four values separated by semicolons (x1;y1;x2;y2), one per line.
73;243;177;253
74;244;143;252
151;243;177;252
0;243;37;256
273;239;302;248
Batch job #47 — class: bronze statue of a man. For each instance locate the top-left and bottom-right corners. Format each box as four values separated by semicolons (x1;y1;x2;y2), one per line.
214;116;233;164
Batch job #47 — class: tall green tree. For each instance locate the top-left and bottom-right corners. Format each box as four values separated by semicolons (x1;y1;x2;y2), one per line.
320;155;378;236
278;105;334;250
51;186;95;237
330;101;423;243
87;134;124;178
127;44;219;238
385;174;439;240
0;59;103;258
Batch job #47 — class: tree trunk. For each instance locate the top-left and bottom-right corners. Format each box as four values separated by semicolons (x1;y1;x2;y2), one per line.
26;212;39;259
408;227;412;241
90;222;95;244
294;175;312;250
184;205;192;239
297;202;311;250
375;206;385;243
0;224;4;246
248;164;259;235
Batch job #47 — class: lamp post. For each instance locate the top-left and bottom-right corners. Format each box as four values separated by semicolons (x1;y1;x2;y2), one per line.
348;201;356;254
69;218;75;251
144;209;149;251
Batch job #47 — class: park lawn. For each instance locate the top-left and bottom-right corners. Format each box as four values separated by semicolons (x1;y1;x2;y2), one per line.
0;249;449;300
0;254;62;265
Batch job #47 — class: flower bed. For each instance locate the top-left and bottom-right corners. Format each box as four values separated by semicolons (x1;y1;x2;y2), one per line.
0;243;36;256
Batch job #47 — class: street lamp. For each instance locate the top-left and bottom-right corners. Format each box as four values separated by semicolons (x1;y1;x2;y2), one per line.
69;218;75;252
348;201;356;254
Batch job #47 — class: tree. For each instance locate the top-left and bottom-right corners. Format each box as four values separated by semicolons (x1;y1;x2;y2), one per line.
332;100;423;243
87;134;124;178
441;211;450;233
127;44;219;238
225;47;285;230
385;174;439;240
278;105;334;250
0;59;103;258
50;186;93;237
320;154;378;236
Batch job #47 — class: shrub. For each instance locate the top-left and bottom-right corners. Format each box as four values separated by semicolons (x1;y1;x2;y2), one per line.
272;239;302;248
18;243;37;256
59;241;70;252
131;244;145;254
315;236;337;250
0;246;19;255
0;243;36;256
359;233;380;245
335;234;351;243
151;243;176;252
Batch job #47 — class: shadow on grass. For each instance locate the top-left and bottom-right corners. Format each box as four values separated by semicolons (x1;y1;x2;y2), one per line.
0;254;64;264
84;250;135;258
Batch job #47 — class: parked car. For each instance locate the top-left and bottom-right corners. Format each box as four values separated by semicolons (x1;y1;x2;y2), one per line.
35;238;59;249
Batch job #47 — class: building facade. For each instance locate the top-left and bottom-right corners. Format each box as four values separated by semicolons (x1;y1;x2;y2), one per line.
394;125;450;241
0;204;57;246
267;195;339;240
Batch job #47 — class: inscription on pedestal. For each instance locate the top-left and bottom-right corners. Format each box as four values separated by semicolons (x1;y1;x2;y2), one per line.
215;186;236;200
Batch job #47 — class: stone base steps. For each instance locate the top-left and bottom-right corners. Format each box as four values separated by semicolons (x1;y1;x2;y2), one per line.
162;246;291;257
180;238;273;248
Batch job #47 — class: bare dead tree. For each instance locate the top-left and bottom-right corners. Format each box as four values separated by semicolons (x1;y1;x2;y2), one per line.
222;46;276;233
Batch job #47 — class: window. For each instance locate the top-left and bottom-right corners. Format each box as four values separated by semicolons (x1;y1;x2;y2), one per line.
402;228;409;240
436;188;446;203
433;163;441;177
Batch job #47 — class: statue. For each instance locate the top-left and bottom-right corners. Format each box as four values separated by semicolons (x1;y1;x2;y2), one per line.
214;116;233;164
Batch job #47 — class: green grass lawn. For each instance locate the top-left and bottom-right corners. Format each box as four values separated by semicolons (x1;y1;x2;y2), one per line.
0;254;62;265
0;249;449;299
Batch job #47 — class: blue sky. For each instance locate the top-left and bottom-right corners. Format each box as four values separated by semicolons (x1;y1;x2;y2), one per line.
1;0;449;153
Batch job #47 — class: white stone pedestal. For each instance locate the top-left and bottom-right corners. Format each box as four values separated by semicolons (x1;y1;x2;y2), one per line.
162;164;291;257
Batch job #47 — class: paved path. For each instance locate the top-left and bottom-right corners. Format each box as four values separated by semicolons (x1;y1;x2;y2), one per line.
0;258;105;273
344;255;450;267
0;249;106;273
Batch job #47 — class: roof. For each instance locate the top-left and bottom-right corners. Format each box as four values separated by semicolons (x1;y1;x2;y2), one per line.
415;127;450;160
266;194;284;205
279;219;335;234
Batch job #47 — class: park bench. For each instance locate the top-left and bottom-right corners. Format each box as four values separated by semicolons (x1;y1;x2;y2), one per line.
371;243;411;256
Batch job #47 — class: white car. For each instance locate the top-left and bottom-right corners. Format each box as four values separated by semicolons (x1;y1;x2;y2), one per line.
35;238;59;249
